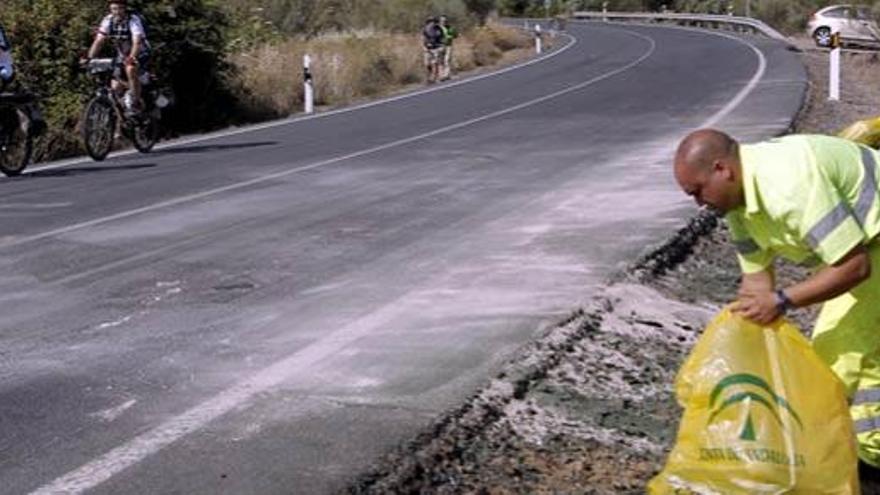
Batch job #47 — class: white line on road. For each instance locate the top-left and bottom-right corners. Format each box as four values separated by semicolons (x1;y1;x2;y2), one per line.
28;30;659;495
0;202;73;209
697;31;767;129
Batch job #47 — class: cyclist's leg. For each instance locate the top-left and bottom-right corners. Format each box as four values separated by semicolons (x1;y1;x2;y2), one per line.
135;51;151;84
111;57;128;99
126;63;141;108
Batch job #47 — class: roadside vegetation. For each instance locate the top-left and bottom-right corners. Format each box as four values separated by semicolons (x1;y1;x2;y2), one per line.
0;0;530;162
232;25;532;118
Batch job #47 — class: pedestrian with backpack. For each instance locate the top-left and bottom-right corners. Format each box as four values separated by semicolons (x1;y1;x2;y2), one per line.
422;17;444;84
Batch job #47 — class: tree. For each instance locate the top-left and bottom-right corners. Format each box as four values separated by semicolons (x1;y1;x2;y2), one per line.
464;0;497;25
499;0;531;15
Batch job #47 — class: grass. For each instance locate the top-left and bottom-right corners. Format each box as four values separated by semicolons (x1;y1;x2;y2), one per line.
231;22;534;118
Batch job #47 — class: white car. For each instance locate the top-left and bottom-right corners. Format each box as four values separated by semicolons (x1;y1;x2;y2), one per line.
807;5;880;47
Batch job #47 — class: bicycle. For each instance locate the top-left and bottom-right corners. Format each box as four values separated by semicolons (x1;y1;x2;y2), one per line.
0;90;35;176
81;57;170;161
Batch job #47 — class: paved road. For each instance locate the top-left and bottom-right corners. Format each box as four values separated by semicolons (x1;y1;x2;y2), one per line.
0;22;805;494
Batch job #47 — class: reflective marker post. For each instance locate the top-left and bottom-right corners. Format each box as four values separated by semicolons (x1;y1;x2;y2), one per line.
535;24;543;54
829;30;840;101
304;54;314;114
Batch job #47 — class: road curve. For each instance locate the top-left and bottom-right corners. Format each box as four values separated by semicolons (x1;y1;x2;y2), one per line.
0;22;805;495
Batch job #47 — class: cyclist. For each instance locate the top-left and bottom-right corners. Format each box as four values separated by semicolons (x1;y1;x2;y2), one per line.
0;22;14;92
0;22;46;137
422;17;444;84
86;0;151;116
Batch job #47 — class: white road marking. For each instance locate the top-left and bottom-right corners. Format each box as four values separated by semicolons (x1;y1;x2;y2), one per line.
28;30;658;495
29;26;774;495
0;202;73;209
96;315;135;330
90;400;138;423
697;31;767;129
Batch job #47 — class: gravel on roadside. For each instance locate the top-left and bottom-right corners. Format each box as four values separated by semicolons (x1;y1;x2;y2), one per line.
347;38;880;495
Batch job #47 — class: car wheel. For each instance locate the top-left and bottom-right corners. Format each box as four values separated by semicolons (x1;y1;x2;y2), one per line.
814;27;832;47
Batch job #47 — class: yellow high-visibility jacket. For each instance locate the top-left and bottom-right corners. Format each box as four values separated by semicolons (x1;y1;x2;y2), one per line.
724;133;880;467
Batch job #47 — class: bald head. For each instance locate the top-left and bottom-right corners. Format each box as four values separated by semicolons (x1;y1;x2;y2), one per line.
675;129;738;173
673;129;744;213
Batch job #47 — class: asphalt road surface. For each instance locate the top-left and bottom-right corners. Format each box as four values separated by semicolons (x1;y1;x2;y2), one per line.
0;21;805;494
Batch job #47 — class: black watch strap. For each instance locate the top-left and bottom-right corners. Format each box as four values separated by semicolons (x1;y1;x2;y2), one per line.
775;289;793;314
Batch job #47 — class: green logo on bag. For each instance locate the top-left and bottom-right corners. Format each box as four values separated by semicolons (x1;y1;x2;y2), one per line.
708;373;803;441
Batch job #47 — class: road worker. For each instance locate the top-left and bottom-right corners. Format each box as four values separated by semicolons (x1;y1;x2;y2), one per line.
673;129;880;470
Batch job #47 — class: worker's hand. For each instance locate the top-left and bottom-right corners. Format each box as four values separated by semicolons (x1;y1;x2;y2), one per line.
731;287;781;325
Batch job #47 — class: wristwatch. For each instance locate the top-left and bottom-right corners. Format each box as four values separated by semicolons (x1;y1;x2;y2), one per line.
775;289;794;314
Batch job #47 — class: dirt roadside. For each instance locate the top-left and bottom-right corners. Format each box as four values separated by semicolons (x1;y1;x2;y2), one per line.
347;39;880;494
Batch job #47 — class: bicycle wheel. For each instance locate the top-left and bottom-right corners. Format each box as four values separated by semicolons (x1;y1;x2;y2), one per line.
132;112;159;153
0;108;33;177
82;96;116;161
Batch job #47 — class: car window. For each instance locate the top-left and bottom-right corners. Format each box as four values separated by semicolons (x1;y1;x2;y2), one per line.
824;7;847;18
855;8;872;20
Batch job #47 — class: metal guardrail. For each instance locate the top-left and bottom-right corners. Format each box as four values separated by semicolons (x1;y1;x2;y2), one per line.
571;11;790;43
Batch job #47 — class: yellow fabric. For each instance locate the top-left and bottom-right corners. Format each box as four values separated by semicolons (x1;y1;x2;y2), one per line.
813;242;880;466
838;117;880;149
726;134;880;274
648;308;859;494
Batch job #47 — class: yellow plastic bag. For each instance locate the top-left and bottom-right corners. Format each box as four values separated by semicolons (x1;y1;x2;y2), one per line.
838;116;880;148
648;308;859;494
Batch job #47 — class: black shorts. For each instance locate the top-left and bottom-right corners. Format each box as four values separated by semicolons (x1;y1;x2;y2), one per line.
113;50;151;79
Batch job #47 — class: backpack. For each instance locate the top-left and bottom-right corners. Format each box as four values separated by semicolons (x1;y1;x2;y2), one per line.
423;23;443;48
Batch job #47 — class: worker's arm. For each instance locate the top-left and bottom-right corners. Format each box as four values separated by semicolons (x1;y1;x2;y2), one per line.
732;245;871;324
786;245;870;306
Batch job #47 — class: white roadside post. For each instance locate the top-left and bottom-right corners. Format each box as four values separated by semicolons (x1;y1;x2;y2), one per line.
304;54;314;114
829;30;840;101
535;24;543;54
602;1;608;22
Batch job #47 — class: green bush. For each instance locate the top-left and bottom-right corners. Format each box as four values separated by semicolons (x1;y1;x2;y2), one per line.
4;0;104;159
134;1;239;132
1;0;237;159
